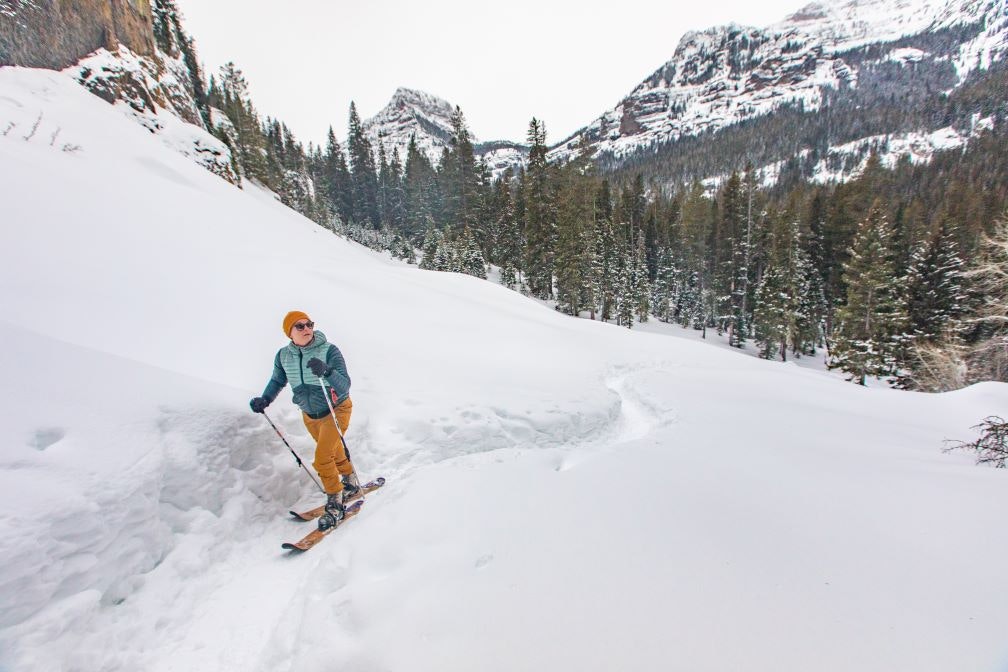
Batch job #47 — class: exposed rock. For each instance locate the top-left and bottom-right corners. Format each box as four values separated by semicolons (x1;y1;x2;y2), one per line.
0;0;154;69
68;47;238;183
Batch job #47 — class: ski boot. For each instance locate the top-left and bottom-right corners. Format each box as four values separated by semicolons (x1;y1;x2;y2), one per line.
341;472;361;501
317;490;346;531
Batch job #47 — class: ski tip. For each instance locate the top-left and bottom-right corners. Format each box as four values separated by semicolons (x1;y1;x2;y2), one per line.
281;542;305;552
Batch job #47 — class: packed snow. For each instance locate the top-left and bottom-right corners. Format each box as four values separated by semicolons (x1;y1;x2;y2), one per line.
2;66;1008;672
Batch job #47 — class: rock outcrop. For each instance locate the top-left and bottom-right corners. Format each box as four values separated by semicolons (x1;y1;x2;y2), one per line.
1;0;155;69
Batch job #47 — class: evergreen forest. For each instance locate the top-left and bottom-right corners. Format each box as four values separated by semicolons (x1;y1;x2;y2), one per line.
153;0;1008;393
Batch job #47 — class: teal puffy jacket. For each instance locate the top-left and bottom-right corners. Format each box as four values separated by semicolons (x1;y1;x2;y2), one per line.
261;331;351;419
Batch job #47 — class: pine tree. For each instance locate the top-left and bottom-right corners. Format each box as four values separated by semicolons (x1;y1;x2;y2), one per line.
377;143;391;228
805;188;832;335
631;233;651;323
387;148;407;232
403;134;437;241
961;215;1008;383
441;107;480;233
753;216;817;360
829;205;909;385
594;181;618;321
218;62;270;184
523;118;557;300
716;171;748;346
651;247;678;323
681;270;706;330
419;227;444;270
614;247;635;328
753;262;790;360
904;218;966;342
347;102;380;227
492;173;523;289
473;159;495;260
554;151;596;316
455;227;487;279
322;127;353;226
793;239;823;356
678;181;713;333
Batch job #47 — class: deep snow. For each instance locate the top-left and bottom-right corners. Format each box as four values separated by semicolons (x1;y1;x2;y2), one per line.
1;67;1007;672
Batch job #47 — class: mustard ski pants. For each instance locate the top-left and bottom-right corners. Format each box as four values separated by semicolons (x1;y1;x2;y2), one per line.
302;397;354;494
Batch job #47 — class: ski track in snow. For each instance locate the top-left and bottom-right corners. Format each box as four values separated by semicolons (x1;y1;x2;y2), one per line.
1;371;665;671
8;363;674;672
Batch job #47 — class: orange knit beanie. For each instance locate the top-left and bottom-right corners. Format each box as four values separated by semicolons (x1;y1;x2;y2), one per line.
283;310;311;337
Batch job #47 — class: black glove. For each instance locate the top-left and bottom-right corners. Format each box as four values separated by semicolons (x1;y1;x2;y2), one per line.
250;397;269;413
306;357;330;377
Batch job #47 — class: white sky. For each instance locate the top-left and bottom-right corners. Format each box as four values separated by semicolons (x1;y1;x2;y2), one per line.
174;0;813;147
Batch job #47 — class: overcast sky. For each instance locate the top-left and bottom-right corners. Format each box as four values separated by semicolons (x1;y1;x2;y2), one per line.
174;0;813;147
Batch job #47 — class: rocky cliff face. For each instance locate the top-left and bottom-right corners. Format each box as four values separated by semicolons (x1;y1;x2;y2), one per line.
1;0;238;183
0;0;155;68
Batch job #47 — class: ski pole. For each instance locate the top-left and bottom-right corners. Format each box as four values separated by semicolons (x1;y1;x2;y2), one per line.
261;410;325;493
318;376;351;456
318;376;361;488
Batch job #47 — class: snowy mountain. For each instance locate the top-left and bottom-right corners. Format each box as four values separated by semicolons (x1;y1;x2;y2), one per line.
362;87;458;162
3;64;1008;672
549;0;1008;184
362;87;528;177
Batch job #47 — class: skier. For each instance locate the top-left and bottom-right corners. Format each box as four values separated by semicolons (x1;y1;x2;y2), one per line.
250;311;359;528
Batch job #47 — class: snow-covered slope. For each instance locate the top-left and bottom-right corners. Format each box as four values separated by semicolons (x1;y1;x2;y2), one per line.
2;66;1008;672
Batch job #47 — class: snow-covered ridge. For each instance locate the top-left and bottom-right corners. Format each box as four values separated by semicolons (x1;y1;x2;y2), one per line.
549;22;850;164
549;0;1007;177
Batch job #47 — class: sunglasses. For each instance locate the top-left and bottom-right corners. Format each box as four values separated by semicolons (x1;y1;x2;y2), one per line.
293;321;315;331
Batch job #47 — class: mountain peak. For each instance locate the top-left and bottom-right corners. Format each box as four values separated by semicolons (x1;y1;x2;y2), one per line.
362;87;463;163
387;87;457;117
361;88;527;178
